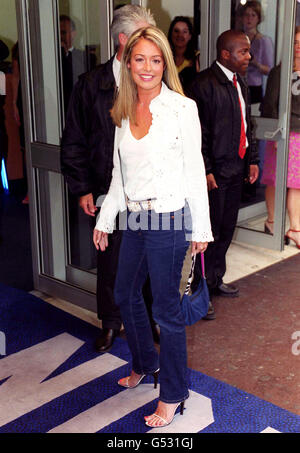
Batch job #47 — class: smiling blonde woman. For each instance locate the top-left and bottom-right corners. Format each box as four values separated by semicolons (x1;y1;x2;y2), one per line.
94;26;213;428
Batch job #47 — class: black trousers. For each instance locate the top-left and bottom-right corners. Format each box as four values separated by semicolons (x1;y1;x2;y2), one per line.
249;85;263;104
96;228;154;330
193;172;244;296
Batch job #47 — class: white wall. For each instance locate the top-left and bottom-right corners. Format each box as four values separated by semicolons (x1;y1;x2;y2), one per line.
145;0;194;35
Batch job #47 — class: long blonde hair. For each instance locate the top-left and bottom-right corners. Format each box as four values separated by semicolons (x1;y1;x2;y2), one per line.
111;26;184;127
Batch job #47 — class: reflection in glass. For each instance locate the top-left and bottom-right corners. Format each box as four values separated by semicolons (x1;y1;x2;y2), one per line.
29;0;60;145
239;1;275;211
230;1;281;234
59;0;100;274
261;26;300;248
59;2;99;113
241;1;274;106
232;0;276;115
60;15;89;111
167;16;200;92
235;4;300;244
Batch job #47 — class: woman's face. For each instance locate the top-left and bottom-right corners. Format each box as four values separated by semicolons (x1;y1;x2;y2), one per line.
171;21;192;50
243;7;260;31
128;38;164;94
294;32;300;61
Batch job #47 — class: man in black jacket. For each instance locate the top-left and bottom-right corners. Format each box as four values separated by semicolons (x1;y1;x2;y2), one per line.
61;5;157;352
187;30;259;319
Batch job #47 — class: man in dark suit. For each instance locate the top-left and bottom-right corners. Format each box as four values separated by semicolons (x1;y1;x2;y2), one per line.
60;15;95;111
61;5;158;352
187;30;259;319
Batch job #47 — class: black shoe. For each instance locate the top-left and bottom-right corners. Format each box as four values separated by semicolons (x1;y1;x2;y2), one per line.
94;328;119;352
216;283;239;298
202;301;216;321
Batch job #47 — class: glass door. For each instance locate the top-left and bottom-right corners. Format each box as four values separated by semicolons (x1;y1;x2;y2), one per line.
15;0;118;311
223;0;296;251
179;0;296;252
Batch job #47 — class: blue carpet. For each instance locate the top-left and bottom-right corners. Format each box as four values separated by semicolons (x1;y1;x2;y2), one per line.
0;192;33;292
0;283;299;434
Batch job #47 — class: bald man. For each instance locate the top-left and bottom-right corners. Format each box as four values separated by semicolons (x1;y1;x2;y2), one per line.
187;30;259;319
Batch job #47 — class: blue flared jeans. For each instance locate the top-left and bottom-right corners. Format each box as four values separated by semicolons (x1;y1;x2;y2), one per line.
114;209;190;404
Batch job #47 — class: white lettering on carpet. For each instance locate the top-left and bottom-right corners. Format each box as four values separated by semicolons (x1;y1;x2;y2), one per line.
49;386;214;433
0;333;126;427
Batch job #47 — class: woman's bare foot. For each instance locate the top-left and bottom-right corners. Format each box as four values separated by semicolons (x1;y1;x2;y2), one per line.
144;400;183;427
118;370;145;388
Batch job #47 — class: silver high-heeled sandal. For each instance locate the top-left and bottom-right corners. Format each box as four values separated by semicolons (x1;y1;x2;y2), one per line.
145;401;185;428
118;368;160;389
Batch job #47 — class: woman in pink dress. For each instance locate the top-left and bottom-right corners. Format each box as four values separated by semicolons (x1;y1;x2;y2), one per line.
261;27;300;249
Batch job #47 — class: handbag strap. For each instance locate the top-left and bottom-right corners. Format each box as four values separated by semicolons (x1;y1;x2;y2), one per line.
184;253;205;295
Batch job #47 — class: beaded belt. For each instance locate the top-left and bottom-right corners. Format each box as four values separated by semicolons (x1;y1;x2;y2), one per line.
126;197;156;212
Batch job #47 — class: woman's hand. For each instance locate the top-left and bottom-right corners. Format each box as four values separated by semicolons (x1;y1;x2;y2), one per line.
248;164;259;184
93;230;108;251
191;241;208;256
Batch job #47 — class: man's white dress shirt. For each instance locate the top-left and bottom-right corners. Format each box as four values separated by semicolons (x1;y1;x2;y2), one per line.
216;61;248;147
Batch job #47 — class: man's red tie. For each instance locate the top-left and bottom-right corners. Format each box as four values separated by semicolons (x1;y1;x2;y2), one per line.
233;74;247;159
